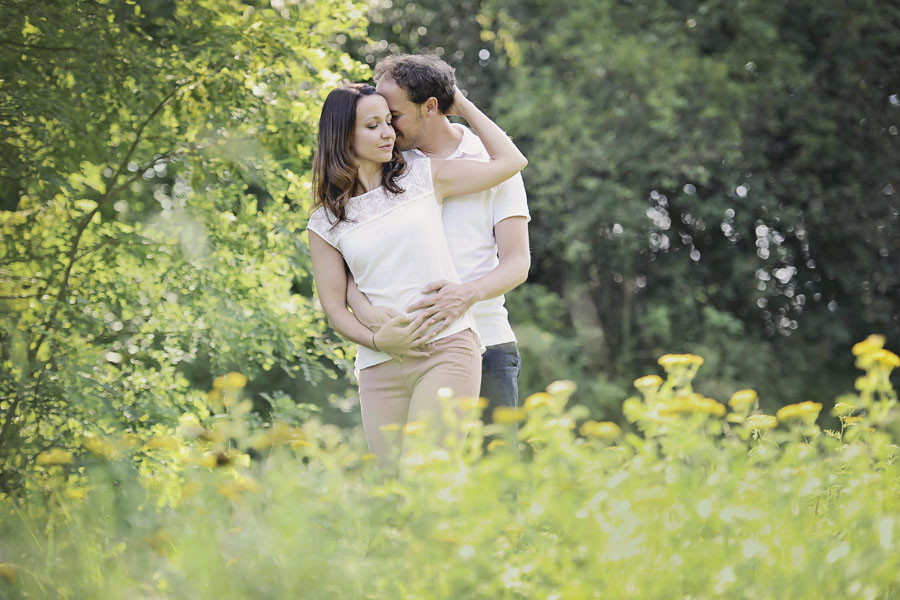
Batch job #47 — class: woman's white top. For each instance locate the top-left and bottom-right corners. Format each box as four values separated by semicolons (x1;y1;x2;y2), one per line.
307;158;479;370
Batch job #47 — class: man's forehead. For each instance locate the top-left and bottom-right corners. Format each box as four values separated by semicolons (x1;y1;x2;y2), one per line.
376;77;414;105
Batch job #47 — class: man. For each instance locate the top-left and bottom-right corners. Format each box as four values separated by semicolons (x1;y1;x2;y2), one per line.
346;54;531;418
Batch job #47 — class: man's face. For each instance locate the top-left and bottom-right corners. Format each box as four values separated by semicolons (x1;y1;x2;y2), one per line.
375;76;426;152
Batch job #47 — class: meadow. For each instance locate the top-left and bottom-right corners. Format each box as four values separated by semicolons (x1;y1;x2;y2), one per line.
1;335;897;599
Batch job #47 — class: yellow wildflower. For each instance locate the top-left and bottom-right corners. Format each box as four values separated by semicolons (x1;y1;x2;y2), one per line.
403;421;427;435
180;481;202;500
832;402;858;417
207;388;224;408
871;349;900;369
457;396;488;411
486;439;507;452
83;434;120;459
36;448;74;466
249;422;305;449
744;414;777;430
0;563;19;583
144;435;181;452
659;393;725;417
546;380;577;396
524;392;552;411
493;407;526;424
212;372;247;391
217;475;261;500
633;375;664;390
580;420;623;440
728;389;758;410
852;334;885;356
776;401;823;424
119;433;141;448
842;416;865;425
64;486;89;500
186;451;218;468
658;353;704;368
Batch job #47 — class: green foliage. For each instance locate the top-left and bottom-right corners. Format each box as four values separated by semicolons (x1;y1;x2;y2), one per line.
0;0;369;491
487;0;900;402
1;341;899;598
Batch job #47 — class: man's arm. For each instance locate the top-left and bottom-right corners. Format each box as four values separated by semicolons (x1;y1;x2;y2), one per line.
406;215;530;331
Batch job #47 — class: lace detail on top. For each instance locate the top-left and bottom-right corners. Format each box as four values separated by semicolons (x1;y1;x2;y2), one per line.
307;159;434;248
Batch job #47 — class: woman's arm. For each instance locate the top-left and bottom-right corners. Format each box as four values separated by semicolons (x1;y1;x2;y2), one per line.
309;232;435;356
345;266;402;330
431;88;528;202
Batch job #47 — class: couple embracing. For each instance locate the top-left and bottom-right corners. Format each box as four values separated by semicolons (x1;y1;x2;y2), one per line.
307;54;530;464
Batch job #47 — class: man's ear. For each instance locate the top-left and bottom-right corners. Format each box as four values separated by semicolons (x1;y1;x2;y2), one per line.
423;96;440;116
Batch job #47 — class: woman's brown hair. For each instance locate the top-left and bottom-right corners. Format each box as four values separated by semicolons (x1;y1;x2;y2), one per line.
311;84;405;225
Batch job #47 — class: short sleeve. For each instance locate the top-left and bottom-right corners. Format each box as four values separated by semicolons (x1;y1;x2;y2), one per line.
492;172;530;225
306;208;339;249
403;156;436;200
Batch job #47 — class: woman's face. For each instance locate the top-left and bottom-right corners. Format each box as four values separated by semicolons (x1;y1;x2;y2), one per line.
352;94;395;167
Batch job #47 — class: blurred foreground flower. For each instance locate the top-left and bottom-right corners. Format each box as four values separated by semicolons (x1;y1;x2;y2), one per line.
852;334;885;356
144;435;181;452
486;439;507;452
213;372;248;390
64;486;89;501
493;407;526;424
83;434;121;459
524;392;551;411
744;414;777;430
0;563;19;583
36;448;74;466
728;389;758;412
634;375;663;391
658;354;704;368
776;401;822;425
870;349;900;370
580;420;622;440
546;379;577;397
832;402;858;417
217;475;261;500
403;421;427;435
659;393;725;417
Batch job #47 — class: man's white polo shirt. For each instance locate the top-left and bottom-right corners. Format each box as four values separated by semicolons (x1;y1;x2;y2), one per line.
404;124;530;347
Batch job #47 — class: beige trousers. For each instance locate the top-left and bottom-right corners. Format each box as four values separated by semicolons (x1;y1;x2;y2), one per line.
357;329;481;463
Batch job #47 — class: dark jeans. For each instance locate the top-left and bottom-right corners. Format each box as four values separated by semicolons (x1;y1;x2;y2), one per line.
480;342;521;423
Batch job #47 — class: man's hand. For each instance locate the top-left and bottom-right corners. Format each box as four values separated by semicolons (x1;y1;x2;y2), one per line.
405;280;481;335
372;312;437;358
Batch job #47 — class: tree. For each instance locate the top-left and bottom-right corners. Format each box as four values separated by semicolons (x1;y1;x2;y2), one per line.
0;0;369;491
486;0;899;409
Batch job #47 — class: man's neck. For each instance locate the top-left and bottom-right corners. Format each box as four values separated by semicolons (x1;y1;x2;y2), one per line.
414;118;464;159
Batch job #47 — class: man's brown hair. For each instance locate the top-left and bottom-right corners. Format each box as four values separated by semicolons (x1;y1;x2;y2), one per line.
374;54;457;113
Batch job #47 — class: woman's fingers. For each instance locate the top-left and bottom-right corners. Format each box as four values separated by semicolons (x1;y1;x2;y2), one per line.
403;348;432;358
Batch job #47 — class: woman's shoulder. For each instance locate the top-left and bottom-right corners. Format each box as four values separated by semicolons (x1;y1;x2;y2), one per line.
399;156;434;190
306;205;340;244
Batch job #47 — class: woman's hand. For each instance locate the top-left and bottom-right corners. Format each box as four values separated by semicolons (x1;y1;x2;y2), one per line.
445;86;473;118
356;304;402;330
372;312;439;358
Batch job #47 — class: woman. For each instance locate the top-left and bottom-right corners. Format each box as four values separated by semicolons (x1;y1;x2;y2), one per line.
306;83;526;463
